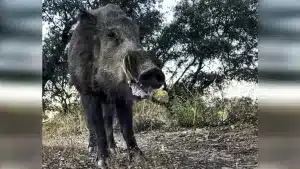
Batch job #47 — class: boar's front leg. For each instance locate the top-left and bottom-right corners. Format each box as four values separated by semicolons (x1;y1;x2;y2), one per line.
115;99;145;161
88;103;118;155
81;94;109;169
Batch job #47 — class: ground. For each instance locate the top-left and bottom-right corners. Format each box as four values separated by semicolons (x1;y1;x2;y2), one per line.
42;125;258;169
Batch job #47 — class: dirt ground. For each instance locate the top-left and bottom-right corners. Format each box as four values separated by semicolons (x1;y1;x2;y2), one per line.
42;125;258;169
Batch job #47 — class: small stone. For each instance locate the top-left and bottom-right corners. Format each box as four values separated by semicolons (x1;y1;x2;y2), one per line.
195;128;203;133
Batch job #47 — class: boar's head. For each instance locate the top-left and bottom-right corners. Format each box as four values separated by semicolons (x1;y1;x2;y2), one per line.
68;4;165;101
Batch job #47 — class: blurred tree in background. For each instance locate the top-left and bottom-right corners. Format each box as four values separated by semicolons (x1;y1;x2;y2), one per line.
42;0;258;114
153;0;258;95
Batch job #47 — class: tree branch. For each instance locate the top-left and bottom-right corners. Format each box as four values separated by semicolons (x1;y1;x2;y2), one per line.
173;57;197;86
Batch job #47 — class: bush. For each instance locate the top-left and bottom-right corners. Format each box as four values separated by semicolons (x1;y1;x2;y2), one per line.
168;94;219;127
43;92;258;137
168;93;258;128
226;97;258;125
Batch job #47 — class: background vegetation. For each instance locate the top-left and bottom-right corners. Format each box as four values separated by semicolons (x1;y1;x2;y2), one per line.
42;0;258;136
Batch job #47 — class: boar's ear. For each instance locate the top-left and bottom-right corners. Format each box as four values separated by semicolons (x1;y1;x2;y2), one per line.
77;8;96;24
139;25;147;41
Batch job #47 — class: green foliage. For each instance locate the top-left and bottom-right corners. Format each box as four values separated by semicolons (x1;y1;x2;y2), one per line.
226;97;258;125
168;94;258;128
169;94;216;127
152;88;169;104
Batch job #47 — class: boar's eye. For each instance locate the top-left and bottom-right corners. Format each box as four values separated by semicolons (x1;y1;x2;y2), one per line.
107;31;116;38
107;29;122;44
140;36;144;42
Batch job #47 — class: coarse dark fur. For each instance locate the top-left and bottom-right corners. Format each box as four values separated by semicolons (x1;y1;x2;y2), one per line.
68;4;165;168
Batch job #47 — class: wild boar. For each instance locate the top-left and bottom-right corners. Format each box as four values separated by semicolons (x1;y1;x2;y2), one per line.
68;4;165;168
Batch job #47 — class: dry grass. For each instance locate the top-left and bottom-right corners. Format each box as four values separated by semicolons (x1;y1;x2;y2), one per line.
132;100;175;132
42;94;258;168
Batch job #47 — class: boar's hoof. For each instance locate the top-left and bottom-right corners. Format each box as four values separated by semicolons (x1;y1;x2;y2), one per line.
128;147;148;162
88;146;96;154
108;147;120;156
97;159;107;169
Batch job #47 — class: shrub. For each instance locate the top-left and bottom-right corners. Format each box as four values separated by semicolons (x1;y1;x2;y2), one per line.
168;93;216;127
226;97;258;125
168;92;258;128
43;92;258;137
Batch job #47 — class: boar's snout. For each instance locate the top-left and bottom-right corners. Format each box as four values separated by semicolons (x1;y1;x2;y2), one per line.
139;67;165;89
125;50;165;99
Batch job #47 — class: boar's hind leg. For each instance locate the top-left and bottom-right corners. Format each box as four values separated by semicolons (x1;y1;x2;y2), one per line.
115;100;145;161
81;94;109;168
